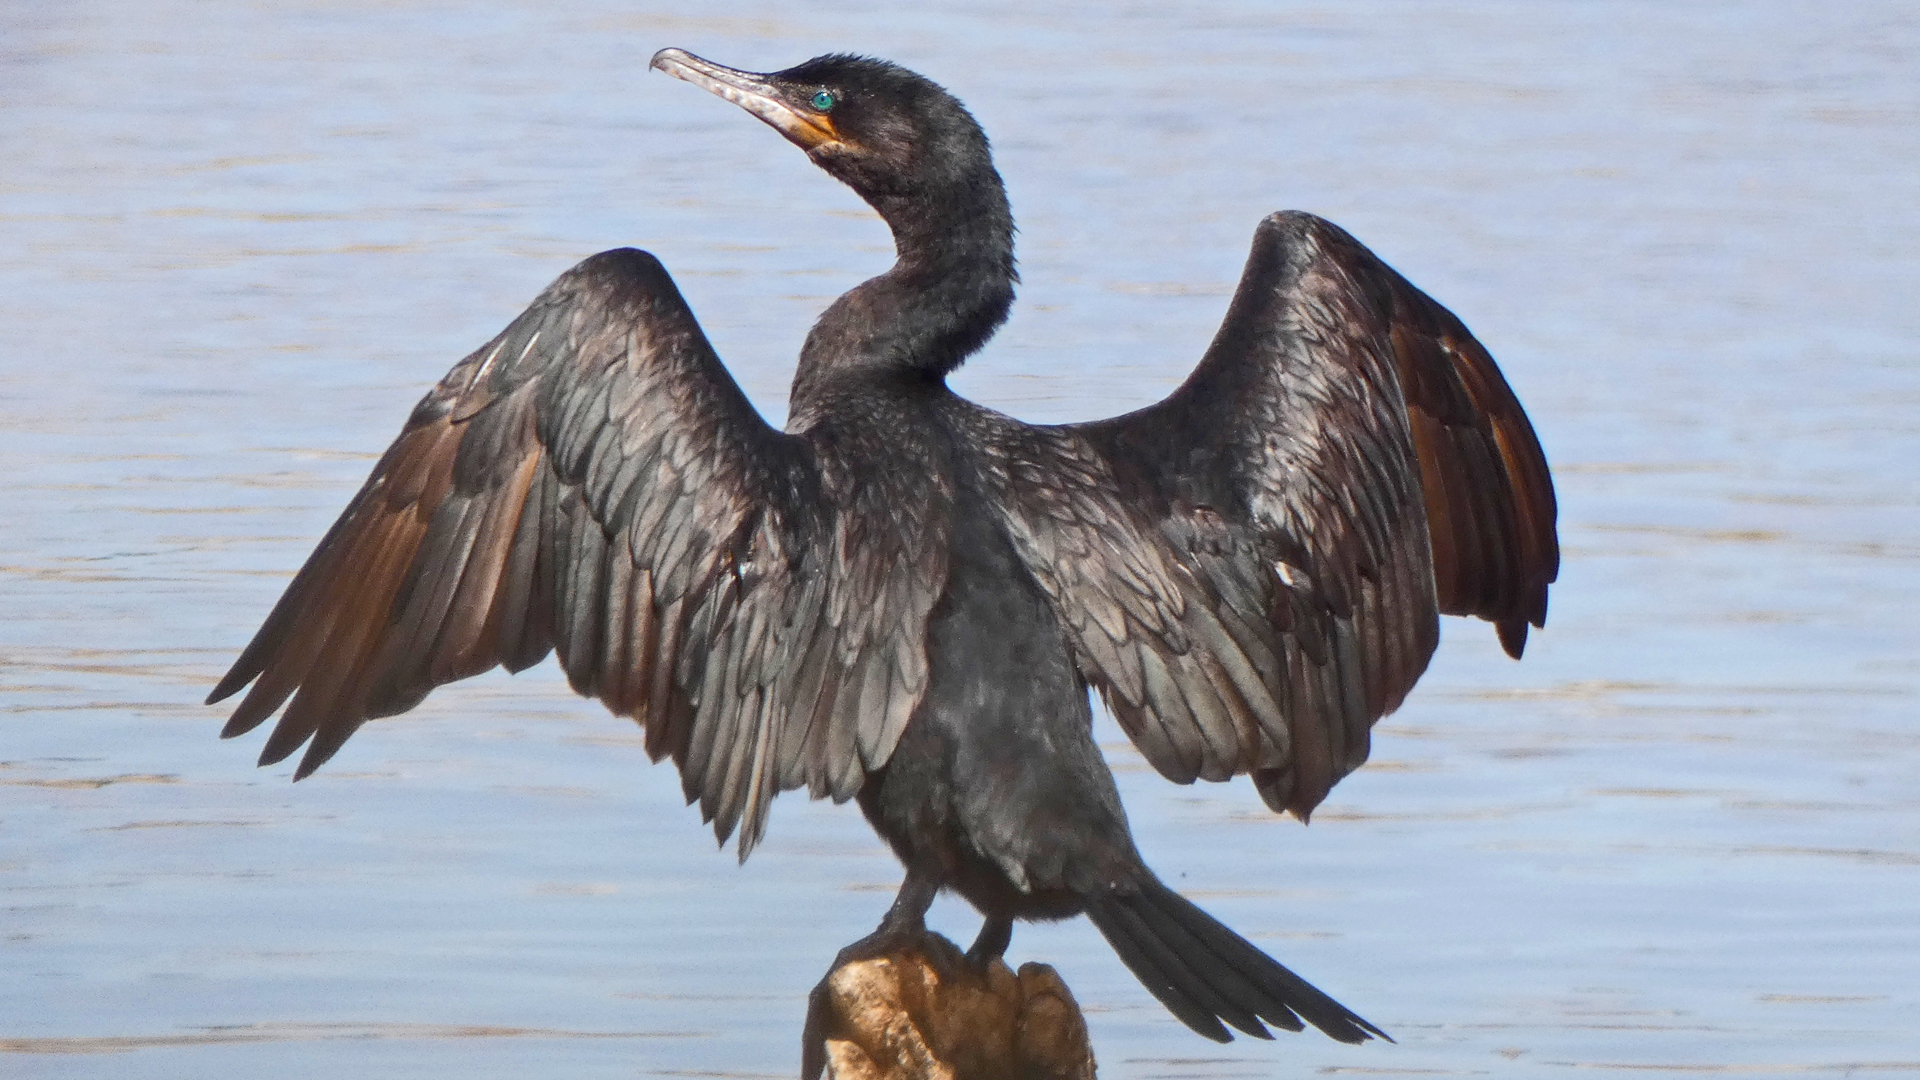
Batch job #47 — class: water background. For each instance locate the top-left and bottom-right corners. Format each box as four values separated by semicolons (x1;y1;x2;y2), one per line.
4;1;1918;1076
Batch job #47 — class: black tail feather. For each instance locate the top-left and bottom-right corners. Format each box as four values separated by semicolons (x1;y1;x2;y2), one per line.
1121;884;1293;1035
1099;900;1253;1041
1087;877;1390;1045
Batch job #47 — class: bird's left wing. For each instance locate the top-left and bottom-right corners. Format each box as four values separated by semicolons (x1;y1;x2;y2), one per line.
976;212;1557;818
209;250;941;857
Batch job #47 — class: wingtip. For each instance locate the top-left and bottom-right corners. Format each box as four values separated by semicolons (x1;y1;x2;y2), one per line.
724;824;754;865
1346;1009;1394;1044
1496;618;1528;659
257;741;298;769
206;670;249;706
734;818;767;866
1334;1004;1393;1044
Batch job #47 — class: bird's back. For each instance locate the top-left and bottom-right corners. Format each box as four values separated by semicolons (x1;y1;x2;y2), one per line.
845;391;1142;918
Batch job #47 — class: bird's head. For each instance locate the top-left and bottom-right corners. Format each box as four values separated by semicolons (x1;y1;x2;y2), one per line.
651;48;1016;382
651;49;998;225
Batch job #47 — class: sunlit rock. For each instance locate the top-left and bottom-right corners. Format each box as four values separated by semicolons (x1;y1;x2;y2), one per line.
813;932;1096;1080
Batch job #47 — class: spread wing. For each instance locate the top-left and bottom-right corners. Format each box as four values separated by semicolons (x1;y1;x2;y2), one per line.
208;249;942;857
982;211;1558;818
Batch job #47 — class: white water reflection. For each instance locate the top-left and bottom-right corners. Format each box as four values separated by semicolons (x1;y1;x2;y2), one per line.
4;1;1918;1077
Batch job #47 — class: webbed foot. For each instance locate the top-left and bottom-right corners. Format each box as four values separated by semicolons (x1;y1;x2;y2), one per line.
801;871;941;1080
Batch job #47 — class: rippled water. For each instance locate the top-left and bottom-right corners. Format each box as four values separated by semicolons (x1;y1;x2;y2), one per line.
5;2;1918;1077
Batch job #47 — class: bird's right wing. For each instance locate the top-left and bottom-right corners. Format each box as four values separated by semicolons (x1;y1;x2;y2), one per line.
978;212;1557;818
209;250;943;858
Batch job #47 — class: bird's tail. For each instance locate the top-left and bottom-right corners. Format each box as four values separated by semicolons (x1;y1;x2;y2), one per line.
1085;876;1389;1044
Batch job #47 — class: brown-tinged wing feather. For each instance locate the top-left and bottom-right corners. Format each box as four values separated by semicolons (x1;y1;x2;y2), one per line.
983;211;1556;819
208;249;940;859
1357;235;1560;657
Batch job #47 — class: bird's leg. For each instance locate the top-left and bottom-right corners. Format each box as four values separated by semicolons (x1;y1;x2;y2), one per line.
966;914;1013;969
801;867;941;1080
869;867;941;942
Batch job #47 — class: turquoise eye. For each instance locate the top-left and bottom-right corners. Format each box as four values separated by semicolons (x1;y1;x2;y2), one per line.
810;90;836;111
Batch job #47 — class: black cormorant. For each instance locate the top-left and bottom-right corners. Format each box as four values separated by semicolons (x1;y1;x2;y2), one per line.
209;49;1559;1061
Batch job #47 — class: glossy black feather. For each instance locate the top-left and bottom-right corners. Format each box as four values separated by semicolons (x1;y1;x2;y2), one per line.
1089;878;1389;1044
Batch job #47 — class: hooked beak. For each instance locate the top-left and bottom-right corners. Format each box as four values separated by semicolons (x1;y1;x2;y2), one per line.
651;48;840;151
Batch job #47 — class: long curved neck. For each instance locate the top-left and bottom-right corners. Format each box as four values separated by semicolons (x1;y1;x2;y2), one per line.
789;172;1015;421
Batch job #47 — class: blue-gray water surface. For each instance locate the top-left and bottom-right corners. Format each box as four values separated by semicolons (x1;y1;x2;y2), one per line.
4;2;1918;1077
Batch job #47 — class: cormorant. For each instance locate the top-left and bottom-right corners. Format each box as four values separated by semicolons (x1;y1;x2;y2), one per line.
208;49;1559;1062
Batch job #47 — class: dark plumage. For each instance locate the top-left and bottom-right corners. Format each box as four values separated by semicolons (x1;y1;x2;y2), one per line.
209;48;1559;1063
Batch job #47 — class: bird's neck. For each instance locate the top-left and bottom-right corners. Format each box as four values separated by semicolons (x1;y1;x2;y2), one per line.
788;181;1015;421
